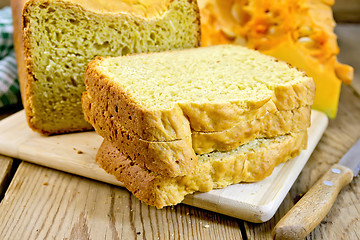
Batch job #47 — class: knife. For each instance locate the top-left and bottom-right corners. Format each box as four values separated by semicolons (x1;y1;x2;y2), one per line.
273;138;360;240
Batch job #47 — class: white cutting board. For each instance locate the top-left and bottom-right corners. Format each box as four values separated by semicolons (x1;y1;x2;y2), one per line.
0;110;328;222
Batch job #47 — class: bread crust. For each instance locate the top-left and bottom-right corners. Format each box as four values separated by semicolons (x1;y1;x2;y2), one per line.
12;0;201;135
84;65;194;141
179;70;315;131
192;106;311;154
11;0;39;134
10;0;27;105
82;92;197;177
96;131;308;208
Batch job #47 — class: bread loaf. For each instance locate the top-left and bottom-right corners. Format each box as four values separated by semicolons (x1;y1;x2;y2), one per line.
11;0;201;135
96;131;308;208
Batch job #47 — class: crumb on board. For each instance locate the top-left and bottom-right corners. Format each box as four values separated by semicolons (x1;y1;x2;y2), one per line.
72;147;83;154
43;182;49;186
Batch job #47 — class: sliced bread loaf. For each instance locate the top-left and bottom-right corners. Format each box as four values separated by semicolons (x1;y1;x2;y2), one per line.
12;0;200;135
84;90;310;177
83;45;315;143
96;131;308;208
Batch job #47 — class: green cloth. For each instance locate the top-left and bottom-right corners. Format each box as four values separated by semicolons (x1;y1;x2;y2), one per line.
0;7;20;108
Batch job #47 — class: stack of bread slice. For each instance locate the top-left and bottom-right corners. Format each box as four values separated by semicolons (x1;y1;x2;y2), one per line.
82;44;315;208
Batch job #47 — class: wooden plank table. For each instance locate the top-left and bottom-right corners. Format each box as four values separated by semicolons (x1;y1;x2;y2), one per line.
0;24;359;239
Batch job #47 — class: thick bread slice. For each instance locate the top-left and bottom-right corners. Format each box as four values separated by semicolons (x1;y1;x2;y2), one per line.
96;131;308;209
83;92;310;176
192;106;311;154
82;92;196;177
84;45;315;142
12;0;200;135
84;66;277;142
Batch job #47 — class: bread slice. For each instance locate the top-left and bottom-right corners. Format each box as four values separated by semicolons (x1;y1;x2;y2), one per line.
96;131;308;208
83;90;310;177
11;0;201;135
83;45;315;143
192;106;311;154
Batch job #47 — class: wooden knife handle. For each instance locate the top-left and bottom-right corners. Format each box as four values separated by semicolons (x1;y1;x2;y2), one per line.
273;164;353;240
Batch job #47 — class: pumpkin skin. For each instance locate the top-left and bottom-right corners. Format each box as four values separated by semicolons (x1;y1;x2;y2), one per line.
198;0;353;118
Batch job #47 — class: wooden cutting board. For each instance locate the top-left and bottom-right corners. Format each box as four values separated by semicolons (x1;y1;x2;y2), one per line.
0;110;328;223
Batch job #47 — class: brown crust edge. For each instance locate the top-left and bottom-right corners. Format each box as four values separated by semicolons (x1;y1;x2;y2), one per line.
96;140;161;207
96;131;308;209
192;105;311;153
84;57;193;141
11;0;35;133
82;91;197;177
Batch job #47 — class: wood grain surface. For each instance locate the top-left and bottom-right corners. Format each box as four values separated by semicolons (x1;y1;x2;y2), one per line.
0;24;359;239
0;162;243;240
0;156;13;198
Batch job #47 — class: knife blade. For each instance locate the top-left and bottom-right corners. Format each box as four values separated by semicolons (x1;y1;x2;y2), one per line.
273;138;360;240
